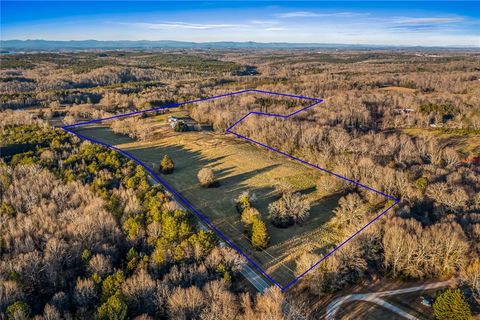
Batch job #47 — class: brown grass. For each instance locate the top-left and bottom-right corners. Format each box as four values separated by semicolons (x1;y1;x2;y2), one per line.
74;123;343;287
402;128;480;155
378;86;417;93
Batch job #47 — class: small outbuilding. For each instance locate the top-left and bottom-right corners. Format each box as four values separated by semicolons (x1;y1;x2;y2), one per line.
167;116;178;124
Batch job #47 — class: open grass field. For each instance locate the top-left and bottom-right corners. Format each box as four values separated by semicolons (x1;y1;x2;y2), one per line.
74;121;346;287
402;128;480;156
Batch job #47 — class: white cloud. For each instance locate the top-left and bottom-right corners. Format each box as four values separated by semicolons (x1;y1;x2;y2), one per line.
386;16;467;32
276;11;320;18
133;22;243;30
249;19;278;25
395;17;464;25
131;20;288;32
276;11;369;18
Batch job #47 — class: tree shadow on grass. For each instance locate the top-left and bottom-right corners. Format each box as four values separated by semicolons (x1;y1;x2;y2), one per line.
125;142;226;173
108;135;338;288
298;185;317;196
309;193;341;225
123;142;281;210
206;165;281;213
73;125;136;145
75;122;339;287
217;164;280;189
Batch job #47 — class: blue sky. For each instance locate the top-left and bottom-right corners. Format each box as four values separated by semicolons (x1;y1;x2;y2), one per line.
1;1;479;46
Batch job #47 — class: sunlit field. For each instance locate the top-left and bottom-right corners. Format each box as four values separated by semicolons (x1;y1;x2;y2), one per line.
74;117;348;286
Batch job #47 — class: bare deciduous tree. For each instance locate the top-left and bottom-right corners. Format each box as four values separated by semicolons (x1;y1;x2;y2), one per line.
200;280;239;320
268;191;310;227
333;193;368;230
88;254;112;278
167;285;205;319
383;217;469;279
73;278;97;308
122;269;157;315
461;258;480;302
197;167;216;187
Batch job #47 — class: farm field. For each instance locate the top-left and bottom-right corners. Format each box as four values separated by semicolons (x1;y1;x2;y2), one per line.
73;119;348;287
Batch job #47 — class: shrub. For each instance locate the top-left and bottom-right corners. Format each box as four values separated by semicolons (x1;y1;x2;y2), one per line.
415;176;428;193
174;121;188;132
433;289;472;320
197;167;216;187
160;155;174;174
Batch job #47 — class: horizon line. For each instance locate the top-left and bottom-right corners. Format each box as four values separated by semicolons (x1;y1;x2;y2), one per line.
2;39;479;49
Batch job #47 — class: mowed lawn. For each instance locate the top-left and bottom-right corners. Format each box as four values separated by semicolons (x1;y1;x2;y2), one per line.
74;124;341;287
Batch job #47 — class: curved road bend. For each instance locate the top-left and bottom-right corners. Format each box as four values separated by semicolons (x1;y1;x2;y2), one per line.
147;177;451;320
326;280;454;320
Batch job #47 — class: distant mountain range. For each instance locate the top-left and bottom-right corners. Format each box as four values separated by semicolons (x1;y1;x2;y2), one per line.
1;40;477;52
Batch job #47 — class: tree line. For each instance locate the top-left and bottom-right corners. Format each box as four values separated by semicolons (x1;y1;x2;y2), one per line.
0;118;307;319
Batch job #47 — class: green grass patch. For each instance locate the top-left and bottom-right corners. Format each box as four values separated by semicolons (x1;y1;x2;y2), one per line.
73;122;345;286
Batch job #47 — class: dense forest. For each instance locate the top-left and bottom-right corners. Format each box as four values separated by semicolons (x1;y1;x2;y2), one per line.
1;118;304;319
1;50;479;319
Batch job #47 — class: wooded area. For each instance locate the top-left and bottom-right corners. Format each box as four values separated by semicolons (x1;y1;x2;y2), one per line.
1;49;479;319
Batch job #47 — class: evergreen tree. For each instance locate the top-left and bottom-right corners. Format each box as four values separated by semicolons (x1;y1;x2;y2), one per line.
251;217;269;250
241;207;261;225
433;289;472;320
96;294;127;320
235;192;251;213
102;271;125;301
6;301;31;319
160;155;175;174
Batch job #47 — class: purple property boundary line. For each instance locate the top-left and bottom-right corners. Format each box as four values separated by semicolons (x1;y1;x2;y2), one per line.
62;89;400;291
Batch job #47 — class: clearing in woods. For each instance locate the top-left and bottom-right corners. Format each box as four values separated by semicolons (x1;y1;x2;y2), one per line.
66;90;397;289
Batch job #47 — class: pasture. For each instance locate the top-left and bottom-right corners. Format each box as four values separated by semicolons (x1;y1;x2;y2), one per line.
74;121;344;287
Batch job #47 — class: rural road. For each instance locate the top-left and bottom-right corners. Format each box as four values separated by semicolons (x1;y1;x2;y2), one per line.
146;175;271;292
325;280;454;320
153;167;451;320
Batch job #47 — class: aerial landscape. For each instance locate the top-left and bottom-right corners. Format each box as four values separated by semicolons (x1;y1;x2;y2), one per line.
1;1;479;319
